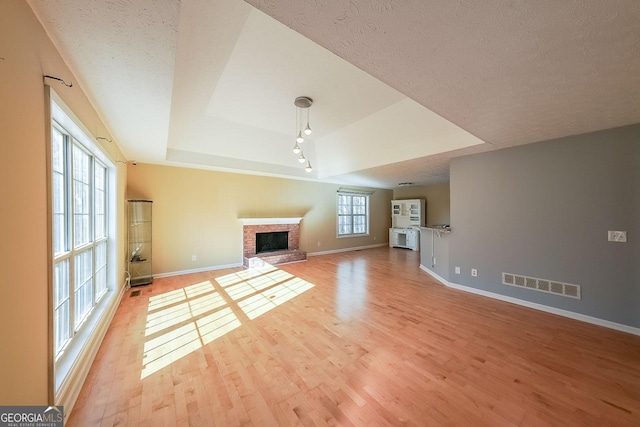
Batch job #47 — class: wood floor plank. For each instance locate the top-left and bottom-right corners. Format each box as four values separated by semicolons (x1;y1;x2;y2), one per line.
67;248;640;426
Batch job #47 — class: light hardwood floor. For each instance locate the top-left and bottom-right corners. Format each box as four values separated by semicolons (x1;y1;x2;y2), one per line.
68;247;640;426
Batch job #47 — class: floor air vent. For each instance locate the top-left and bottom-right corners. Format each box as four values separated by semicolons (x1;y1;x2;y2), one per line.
130;290;141;297
503;273;580;299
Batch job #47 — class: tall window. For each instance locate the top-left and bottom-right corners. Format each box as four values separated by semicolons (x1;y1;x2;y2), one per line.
337;192;370;236
52;120;109;359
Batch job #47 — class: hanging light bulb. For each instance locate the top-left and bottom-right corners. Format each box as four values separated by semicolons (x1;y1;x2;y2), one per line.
298;152;306;163
292;142;301;154
296;131;304;143
304;107;312;135
305;161;313;172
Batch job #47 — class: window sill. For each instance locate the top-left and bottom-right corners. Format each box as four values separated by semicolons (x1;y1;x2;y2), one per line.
55;288;120;402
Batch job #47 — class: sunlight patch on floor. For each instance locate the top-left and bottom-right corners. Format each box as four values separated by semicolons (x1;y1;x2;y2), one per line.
145;301;194;336
197;307;242;345
239;277;314;320
141;323;201;379
215;264;278;288
221;270;295;301
145;281;224;337
147;287;187;311
141;265;314;379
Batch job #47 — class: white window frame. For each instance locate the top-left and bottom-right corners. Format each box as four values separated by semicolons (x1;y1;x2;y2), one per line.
336;192;370;237
48;90;117;398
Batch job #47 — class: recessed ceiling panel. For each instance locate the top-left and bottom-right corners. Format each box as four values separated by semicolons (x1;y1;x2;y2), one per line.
316;98;485;178
205;9;404;137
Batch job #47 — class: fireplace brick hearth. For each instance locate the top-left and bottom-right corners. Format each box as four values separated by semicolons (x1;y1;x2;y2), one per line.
241;219;307;267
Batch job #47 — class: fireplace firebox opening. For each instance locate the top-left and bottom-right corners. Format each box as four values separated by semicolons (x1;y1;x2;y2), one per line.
256;231;289;254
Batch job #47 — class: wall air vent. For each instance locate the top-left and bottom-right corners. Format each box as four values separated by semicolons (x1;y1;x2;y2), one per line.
502;272;580;299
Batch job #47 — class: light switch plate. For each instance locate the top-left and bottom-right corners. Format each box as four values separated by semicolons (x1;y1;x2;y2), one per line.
608;231;627;242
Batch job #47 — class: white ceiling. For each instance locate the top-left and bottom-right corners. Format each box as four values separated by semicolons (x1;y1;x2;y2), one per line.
28;0;640;189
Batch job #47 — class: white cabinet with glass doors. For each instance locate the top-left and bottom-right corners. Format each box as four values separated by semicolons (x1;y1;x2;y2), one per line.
390;199;425;228
389;199;424;251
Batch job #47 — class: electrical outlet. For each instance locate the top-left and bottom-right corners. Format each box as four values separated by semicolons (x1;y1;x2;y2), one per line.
191;255;197;261
471;268;478;277
317;241;321;247
608;231;627;242
455;266;460;275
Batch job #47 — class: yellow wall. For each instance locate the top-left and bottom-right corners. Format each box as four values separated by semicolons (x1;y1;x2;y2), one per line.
127;164;392;274
393;183;450;225
0;1;127;404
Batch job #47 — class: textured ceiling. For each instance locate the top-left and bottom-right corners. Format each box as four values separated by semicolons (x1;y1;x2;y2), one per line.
248;0;640;146
28;0;180;164
28;0;640;189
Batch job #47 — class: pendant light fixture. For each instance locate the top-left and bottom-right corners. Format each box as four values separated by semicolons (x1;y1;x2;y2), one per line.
293;96;314;172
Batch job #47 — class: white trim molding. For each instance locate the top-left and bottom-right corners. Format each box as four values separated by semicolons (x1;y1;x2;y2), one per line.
308;243;387;257
238;217;303;225
419;264;449;286
153;262;244;279
419;264;640;337
157;245;389;277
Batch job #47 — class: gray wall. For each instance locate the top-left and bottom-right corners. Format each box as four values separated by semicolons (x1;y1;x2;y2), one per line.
420;229;450;281
450;124;640;328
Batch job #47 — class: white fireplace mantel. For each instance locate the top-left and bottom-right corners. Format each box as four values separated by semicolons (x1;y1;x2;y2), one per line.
238;217;303;226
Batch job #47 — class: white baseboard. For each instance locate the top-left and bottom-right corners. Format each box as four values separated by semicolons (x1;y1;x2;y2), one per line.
155;245;387;276
153;262;243;278
308;243;387;257
156;243;389;278
419;265;640;337
419;264;450;286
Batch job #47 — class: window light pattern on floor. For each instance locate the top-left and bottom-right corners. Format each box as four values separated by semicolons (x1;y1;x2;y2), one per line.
141;262;314;379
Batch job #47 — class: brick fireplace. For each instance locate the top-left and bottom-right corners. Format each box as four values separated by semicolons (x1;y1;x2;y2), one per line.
240;218;307;267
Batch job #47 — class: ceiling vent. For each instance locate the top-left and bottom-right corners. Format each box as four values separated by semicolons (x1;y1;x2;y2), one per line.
502;273;580;299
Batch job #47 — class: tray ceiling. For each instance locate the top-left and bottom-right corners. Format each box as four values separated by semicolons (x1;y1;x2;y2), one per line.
28;0;640;188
